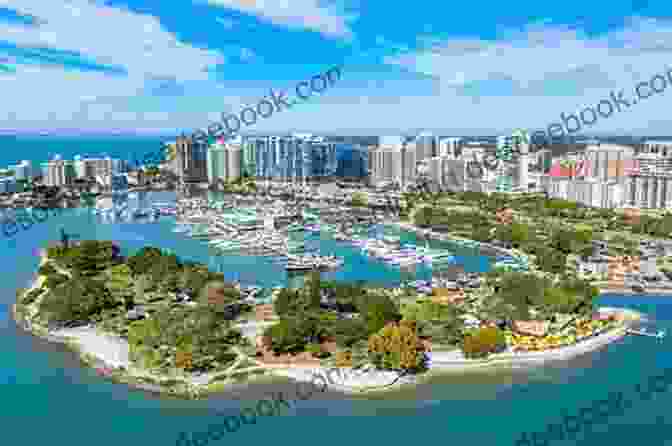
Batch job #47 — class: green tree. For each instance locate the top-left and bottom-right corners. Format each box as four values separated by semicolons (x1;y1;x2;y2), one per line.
495;272;546;320
40;278;116;324
306;270;322;309
106;264;133;293
127;247;163;276
537;248;567;275
358;293;401;335
274;288;303;316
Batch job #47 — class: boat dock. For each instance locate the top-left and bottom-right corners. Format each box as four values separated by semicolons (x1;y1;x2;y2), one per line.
626;328;666;339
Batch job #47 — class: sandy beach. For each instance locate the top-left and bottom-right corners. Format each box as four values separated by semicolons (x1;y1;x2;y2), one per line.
12;303;642;396
13;253;646;397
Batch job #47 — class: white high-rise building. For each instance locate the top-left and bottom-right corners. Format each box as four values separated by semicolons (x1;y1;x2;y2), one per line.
518;140;529;190
45;158;72;187
207;141;242;184
438;137;462;158
74;156;121;179
624;174;672;209
641;140;672;157
370;136;403;186
11;160;32;180
412;132;437;162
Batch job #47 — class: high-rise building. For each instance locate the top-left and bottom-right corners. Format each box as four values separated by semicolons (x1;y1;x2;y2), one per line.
175;135;208;183
438;137;462;158
44;158;75;187
582;144;635;181
370;136;403;186
412;132;437;162
624;175;672;209
495;131;527;192
336;143;368;178
536;150;552;173
441;158;467;192
11;161;32;181
207;141;242;184
74;156;120;179
241;138;256;177
641;140;672;157
401;141;416;187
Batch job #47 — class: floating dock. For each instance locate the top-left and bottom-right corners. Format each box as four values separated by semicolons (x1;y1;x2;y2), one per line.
626;328;666;339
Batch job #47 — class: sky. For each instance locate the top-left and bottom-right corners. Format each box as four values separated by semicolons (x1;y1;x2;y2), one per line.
0;0;671;136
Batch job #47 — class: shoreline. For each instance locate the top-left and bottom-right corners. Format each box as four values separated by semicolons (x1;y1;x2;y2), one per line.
12;277;644;399
11;247;646;400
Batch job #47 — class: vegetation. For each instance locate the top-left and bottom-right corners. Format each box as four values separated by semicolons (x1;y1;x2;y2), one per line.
40;277;117;326
127;307;243;372
461;326;507;359
351;191;368;207
367;320;426;371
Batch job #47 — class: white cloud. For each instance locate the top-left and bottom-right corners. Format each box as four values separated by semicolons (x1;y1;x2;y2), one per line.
385;19;672;95
248;18;672;135
0;0;231;128
201;0;357;38
1;0;224;82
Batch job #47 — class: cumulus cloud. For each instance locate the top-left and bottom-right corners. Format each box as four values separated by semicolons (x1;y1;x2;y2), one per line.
0;0;227;127
385;18;672;98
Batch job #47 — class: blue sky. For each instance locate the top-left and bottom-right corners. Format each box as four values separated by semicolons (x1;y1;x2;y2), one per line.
0;0;670;135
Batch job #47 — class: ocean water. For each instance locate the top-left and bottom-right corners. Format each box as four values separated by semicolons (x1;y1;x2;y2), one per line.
0;136;671;446
0;134;166;167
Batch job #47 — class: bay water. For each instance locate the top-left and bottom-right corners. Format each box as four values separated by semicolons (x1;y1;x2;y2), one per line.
0;136;670;446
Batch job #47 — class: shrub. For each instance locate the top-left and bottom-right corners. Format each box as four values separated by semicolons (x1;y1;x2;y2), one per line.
461;326;507;359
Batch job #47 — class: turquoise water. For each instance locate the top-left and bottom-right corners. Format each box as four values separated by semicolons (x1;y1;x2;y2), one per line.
0;134;670;445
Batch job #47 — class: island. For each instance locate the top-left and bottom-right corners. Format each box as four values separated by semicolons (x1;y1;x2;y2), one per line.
13;230;641;399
